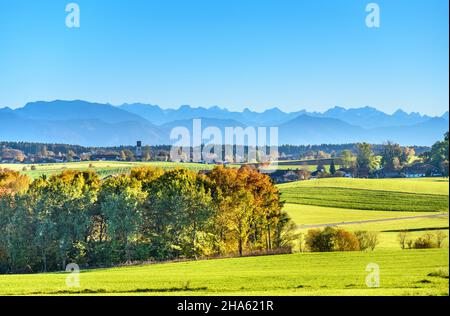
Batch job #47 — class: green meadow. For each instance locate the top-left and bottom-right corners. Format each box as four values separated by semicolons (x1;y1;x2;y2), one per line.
0;249;447;296
280;178;449;250
278;178;449;212
283;204;447;227
278;177;450;195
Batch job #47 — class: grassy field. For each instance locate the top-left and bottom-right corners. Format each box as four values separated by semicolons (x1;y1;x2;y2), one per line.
280;187;449;212
280;178;449;252
0;249;447;296
284;204;446;227
286;204;449;249
279;177;450;195
279;178;449;212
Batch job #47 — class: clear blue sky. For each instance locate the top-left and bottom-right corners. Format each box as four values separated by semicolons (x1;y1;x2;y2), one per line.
0;0;448;115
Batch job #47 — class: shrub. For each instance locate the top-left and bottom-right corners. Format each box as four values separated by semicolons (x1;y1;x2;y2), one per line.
400;231;443;249
413;238;435;249
30;165;36;170
413;233;437;249
334;229;360;251
305;227;362;252
305;227;336;252
406;239;414;249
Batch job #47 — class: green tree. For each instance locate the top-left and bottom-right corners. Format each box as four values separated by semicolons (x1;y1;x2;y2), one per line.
30;171;99;270
427;132;449;176
329;160;337;175
0;194;37;273
99;175;147;262
3;196;35;273
356;143;374;173
381;141;404;170
142;169;214;259
340;150;355;169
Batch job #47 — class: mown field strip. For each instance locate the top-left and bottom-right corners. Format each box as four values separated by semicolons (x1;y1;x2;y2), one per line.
283;204;442;225
278;177;450;195
280;186;449;212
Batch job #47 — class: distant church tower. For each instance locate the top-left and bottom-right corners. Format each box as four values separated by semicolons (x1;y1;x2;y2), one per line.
136;141;142;160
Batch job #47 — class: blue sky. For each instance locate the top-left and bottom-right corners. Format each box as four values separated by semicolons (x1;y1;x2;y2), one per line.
0;0;448;115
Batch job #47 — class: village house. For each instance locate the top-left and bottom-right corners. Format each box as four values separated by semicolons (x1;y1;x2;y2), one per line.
267;170;303;184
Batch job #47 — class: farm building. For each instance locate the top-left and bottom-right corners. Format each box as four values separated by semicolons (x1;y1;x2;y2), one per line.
402;163;441;178
267;170;305;184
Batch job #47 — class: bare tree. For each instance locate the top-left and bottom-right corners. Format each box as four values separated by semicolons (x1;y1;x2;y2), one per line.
398;231;409;250
435;231;448;248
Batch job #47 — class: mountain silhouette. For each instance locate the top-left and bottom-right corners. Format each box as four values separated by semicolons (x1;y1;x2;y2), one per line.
1;100;447;146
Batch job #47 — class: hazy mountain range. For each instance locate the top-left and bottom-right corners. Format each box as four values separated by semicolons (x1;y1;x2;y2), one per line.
0;100;448;147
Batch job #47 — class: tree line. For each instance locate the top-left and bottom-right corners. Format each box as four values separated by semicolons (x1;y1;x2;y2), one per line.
0;165;294;274
1;141;431;163
335;132;449;177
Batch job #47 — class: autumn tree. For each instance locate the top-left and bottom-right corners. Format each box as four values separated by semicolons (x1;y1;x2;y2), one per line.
129;167;164;190
0;169;30;196
207;166;287;255
334;229;360;251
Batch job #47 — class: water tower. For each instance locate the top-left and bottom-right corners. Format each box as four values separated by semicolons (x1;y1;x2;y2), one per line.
136;141;142;160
